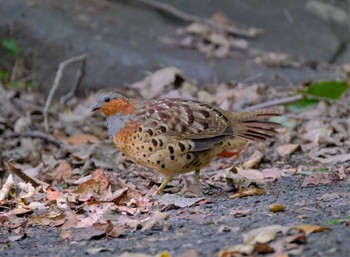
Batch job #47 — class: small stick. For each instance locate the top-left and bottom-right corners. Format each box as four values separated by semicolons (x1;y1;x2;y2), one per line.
242;94;303;111
5;131;64;147
43;54;87;132
60;57;87;104
137;0;258;38
6;160;40;187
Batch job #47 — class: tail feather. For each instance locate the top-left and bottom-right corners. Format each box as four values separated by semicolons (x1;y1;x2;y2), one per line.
226;108;283;142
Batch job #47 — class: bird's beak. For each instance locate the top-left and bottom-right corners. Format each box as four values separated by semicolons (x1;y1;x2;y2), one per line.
91;103;101;112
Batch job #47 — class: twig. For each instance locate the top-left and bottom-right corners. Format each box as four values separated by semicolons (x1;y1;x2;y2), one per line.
242;94;303;111
5;130;64;147
136;0;258;38
60;57;87;104
6;160;40;187
43;54;87;132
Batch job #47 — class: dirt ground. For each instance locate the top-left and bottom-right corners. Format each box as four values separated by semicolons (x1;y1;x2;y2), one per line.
1;175;349;257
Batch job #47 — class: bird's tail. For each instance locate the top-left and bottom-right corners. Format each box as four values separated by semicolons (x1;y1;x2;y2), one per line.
225;108;283;141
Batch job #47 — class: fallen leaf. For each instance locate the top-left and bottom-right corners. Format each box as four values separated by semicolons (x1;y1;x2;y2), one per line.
60;230;73;240
277;144;299;157
294;224;331;235
141;211;169;231
73;179;100;194
106;221;125;238
86;247;113;255
0;174;14;201
46;187;62;201
118;252;153;257
30;211;66;227
91;169;109;193
242;150;263;169
8;233;26;242
58;133;99;145
155;194;205;208
236;168;264;181
12;206;33;216
261;168;282;180
230;187;266;199
71;223;108;241
50;160;73;182
117;215;141;229
244;225;285;244
229;209;251;217
301;172;338;187
253;242;274;254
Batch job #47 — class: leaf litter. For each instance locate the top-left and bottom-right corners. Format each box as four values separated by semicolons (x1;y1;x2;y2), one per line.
0;64;349;256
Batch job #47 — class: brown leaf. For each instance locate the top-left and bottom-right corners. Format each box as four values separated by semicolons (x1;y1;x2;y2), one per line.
73;179;100;194
242;150;263;169
117;215;141;229
60;133;99;145
106;221;125;238
236;168;264;181
118;253;153;257
30;211;66;227
60;230;73;240
230;187;266;199
50;160;73;182
141;211;169;231
156;194;205;208
91;169;109;193
46;187;62;201
71;223;108;241
229;209;251;217
253;242;274;254
294;224;331;235
277;144;299;157
8;233;26;242
301;172;337;187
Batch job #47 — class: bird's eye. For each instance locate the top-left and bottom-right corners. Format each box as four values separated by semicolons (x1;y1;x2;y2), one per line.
104;97;110;102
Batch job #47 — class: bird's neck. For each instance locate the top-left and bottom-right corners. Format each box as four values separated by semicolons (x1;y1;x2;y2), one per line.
106;113;130;139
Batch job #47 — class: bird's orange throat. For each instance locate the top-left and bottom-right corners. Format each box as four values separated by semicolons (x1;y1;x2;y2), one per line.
100;98;136;116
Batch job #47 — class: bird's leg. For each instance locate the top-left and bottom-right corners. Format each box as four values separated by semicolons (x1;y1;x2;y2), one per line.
194;169;201;186
153;175;173;196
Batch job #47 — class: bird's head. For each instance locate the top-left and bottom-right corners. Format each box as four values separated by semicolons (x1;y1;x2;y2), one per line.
92;89;135;116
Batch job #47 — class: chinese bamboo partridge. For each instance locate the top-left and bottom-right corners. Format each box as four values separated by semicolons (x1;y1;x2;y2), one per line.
92;89;281;195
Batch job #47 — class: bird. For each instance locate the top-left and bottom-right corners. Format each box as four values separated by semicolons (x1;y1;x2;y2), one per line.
92;88;282;195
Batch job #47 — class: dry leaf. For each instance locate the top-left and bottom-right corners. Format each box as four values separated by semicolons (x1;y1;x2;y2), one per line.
60;230;73;240
236;168;264;181
277;144;299;157
141;211;169;231
229;209;251;217
86;247;113;255
30;211;66;227
50;160;73;182
106;221;125;238
71;223;108;241
59;133;99;145
230;187;266;199
118;252;153;257
155;194;205;208
242;150;263;169
301;172;337;187
8;234;26;242
294;224;331;235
